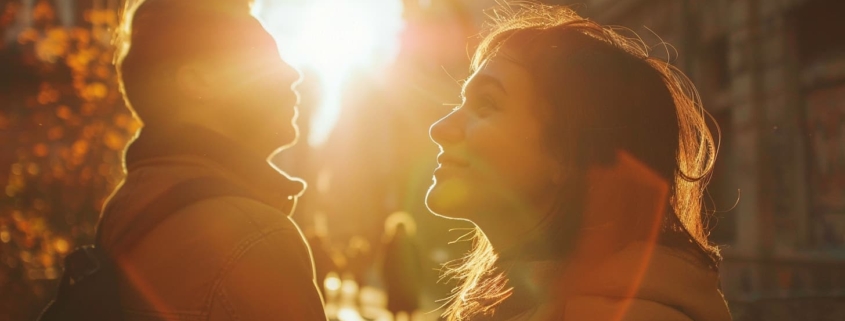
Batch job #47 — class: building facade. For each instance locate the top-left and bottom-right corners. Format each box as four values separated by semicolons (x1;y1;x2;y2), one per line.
551;0;845;319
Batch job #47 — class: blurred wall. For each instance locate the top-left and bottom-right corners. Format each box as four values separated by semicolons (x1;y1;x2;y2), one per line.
551;0;845;319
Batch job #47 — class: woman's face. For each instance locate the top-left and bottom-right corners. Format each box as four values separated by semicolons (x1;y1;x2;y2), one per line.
426;56;560;246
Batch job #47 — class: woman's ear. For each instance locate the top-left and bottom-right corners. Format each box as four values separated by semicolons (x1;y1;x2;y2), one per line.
175;63;215;103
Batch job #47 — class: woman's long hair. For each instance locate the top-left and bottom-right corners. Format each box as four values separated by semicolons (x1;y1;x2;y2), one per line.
440;2;720;320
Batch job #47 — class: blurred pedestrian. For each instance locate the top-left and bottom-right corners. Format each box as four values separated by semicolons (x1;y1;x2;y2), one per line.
380;212;423;320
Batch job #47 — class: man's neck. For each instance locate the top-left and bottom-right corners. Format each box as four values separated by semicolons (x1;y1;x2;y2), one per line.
172;118;274;159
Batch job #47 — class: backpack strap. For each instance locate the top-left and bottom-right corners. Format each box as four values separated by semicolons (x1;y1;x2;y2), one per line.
107;177;258;256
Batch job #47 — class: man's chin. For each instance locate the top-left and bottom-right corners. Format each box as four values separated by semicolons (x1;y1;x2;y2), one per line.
269;126;299;151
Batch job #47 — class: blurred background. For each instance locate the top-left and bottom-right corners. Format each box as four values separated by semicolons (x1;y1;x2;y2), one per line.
1;0;844;320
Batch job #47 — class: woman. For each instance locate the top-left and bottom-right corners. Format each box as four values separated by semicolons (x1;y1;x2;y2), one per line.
425;3;731;321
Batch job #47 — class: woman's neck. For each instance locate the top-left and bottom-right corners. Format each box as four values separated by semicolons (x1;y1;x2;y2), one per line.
490;246;610;320
505;257;574;294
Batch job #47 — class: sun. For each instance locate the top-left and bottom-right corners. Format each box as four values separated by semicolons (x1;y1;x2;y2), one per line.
254;0;405;147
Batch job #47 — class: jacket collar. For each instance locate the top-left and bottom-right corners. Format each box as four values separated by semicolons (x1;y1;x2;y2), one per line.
124;124;306;210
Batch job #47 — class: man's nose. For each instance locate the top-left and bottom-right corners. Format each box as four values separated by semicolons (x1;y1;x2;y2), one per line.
280;60;302;91
429;110;465;146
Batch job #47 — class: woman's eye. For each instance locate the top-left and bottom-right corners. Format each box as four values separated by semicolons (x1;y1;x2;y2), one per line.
470;97;496;116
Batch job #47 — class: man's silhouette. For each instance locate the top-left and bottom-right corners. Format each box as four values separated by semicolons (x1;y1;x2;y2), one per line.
96;0;326;319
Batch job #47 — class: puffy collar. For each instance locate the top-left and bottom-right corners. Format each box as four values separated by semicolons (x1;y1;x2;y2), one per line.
495;243;731;321
124;124;306;209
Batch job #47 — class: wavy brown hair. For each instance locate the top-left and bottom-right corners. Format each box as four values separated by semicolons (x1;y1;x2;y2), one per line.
440;2;720;320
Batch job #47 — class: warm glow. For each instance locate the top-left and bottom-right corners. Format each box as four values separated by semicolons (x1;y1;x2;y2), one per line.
337;307;364;321
324;272;342;293
255;0;405;146
53;238;69;254
341;277;359;296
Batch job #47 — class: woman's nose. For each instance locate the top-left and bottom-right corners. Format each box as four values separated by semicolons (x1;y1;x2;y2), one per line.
430;110;465;145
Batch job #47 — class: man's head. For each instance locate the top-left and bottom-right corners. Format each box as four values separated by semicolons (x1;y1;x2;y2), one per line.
116;0;302;156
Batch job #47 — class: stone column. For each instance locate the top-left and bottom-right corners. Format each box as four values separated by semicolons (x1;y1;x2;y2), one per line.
727;0;763;255
757;0;810;252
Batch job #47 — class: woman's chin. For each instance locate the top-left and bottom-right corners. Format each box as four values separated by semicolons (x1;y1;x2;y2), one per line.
425;179;473;219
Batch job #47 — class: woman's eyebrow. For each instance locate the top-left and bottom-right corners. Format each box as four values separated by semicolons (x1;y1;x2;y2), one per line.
462;75;508;98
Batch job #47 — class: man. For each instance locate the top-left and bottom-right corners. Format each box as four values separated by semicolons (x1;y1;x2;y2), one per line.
96;0;327;319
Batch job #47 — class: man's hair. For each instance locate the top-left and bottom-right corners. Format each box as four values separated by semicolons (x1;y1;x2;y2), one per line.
114;0;255;125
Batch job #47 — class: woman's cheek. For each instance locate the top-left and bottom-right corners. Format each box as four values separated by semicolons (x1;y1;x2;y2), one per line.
499;127;556;200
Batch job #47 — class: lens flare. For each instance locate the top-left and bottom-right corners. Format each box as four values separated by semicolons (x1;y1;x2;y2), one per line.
255;0;405;147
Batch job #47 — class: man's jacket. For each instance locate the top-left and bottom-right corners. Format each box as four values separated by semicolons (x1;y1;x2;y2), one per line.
96;125;327;321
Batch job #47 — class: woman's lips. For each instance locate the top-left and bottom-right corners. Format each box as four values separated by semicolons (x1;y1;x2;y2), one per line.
435;154;470;178
437;154;470;168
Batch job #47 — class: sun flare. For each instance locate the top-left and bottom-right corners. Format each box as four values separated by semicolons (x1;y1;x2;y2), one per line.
255;0;405;147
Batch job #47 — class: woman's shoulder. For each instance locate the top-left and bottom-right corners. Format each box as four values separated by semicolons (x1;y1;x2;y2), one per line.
561;242;731;321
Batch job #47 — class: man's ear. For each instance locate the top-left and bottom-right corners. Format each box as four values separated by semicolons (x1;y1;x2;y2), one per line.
175;63;215;103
